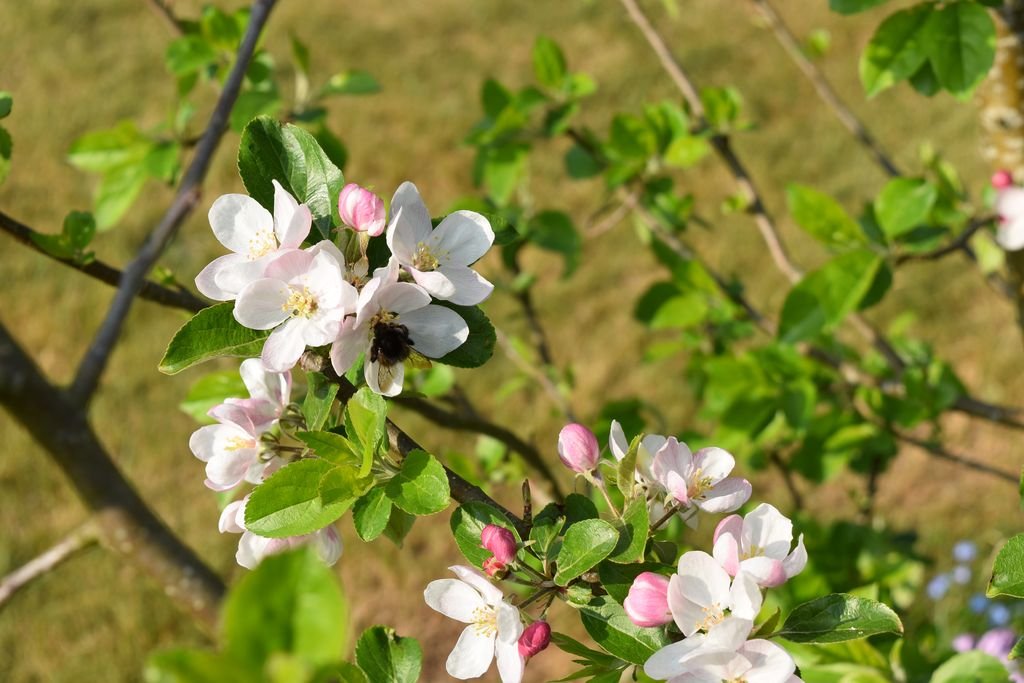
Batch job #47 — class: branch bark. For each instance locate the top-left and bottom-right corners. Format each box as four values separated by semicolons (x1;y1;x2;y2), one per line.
0;323;226;627
70;0;277;405
0;521;100;607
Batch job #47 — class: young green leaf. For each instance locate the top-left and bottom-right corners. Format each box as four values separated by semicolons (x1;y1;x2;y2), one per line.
450;502;520;566
578;596;670;665
529;503;565;561
319;70;381;98
616;434;641;498
302;371;340;432
830;0;889;14
223;547;349;668
159;303;269;374
859;4;933;97
924;1;996;96
383;507;415;547
607;497;649;564
533;36;568;90
555;519;620;585
244;459;364;538
776;593;903;643
354;626;422;683
0;92;12;119
145;649;252;683
931;651;1009;683
345;387;387;474
988;533;1024;598
352;487;393;542
179;369;248;424
875;178;937;239
384;449;450;515
786;184;864;248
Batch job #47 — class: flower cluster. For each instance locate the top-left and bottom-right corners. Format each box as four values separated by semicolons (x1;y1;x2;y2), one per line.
994;169;1024;251
196;180;494;396
189;359;341;568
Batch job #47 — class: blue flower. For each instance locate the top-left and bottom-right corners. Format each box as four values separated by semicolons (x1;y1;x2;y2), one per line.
952;565;972;585
989;603;1012;627
953;540;978;564
928;573;952;600
970;593;990;614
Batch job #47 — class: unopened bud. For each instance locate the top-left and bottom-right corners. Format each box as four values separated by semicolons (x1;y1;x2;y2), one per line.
557;423;600;473
993;170;1014;190
338;183;386;236
623;572;672;627
518;621;552;659
481;524;517;567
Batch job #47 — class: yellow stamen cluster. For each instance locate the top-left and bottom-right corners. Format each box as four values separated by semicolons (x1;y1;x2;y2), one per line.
695;603;725;632
225;436;252;452
687;467;714;500
248;230;277;259
740;545;765;561
470;605;498;637
412;242;441;271
283;287;318;318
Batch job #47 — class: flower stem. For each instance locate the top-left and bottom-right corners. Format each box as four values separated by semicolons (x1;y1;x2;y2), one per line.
649;502;683;534
518;586;557;611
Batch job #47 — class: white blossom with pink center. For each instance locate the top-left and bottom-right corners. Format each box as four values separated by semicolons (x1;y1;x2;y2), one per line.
651;437;751;525
218;496;341;569
712;503;807;588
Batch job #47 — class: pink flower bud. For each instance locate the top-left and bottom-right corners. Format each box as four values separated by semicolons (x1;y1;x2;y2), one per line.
623;572;672;628
481;524;517;565
338;183;386;236
993;170;1014;190
557;423;600;473
518;621;551;659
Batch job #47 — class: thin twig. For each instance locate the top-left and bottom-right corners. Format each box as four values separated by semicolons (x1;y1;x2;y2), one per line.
747;0;900;177
145;0;185;35
69;0;277;406
0;210;206;313
768;452;803;511
895;431;1017;483
895;214;996;264
0;521;100;607
392;395;565;500
495;326;577;422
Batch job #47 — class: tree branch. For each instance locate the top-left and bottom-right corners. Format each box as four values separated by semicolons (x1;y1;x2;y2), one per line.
69;0;277;406
0;210;206;313
895;431;1017;483
0;322;226;627
145;0;186;35
0;521;100;608
298;353;530;537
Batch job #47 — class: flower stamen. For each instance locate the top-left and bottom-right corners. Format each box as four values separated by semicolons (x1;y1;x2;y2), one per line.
283;287;318;318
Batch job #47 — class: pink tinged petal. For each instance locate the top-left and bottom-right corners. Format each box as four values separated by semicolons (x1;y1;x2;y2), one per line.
205;450;255;491
208;401;257;431
742;504;793;559
261;318;309;372
376;281;431;315
271;179;312;248
219;500;246;533
235;531;294;569
693;447;736;485
424;578;489;623
307;240;347;272
665;471;691;505
339;183;386;236
208;193;274;254
671;552;734;634
739;639;796;683
214;253;278;298
446;626;495;680
315;526;343;566
996;188;1024;220
714;514;743;545
495;638;524;683
189;425;222;462
330;319;366;375
783;534;807;579
365;358;405;397
428;210;495;265
450;565;506;606
239;357;290;409
195;253;248;301
400;305;469;358
234;279;291;330
609;420;629;461
264;248;316;282
668;576;707;638
728;572;763;621
713;531;741;578
741;557;788;588
481;525;518;565
557;423;601;473
698;477;752;514
638;434;667;481
624;572;672;627
387;182;432;262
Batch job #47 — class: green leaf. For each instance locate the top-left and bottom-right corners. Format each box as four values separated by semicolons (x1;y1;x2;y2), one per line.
166;35;218;76
434;303;496;369
345;388;387;475
179;370;247;423
533;36;568;90
302;372;339;432
597;562;670;605
777;593;903;643
383;507;415;546
924;1;996;96
778;250;884;343
0;92;12;119
68;121;150;173
451;502;520;566
94;162;148;230
608;497;649;564
875;178;937;238
354;626;422;683
0;126;10;186
830;0;889;14
223;547;348;668
352;487;393;542
859;4;933;97
565;144;603;179
230;89;282;133
529;503;565;561
245;459;364;538
237;116;344;239
144;649;250;683
159;303;269;375
529;210;581;276
616;434;641;497
786;184;864;248
319;70;381;98
987;533;1024;598
385;449;450;515
931;651;1009;683
296;431;361;467
555;519;620;585
29;211;96;262
578;596;670;665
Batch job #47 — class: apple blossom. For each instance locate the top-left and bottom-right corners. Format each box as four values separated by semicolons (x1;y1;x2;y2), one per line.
338;183;386;236
609;419;666;485
481;524;517;576
624;571;672;628
712;503;807;588
557;423;600;473
668;551;762;638
218;497;342;569
230;357;293;430
330;257;468;396
651;437;751;523
995;179;1024;251
195;180;312;301
387;181;495;305
423;565;525;682
234;246;357;372
655;638;800;683
189;401;277;491
643;617;756;682
517;621;551;659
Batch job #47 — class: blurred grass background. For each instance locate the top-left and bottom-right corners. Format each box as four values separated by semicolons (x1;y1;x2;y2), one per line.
0;0;1021;680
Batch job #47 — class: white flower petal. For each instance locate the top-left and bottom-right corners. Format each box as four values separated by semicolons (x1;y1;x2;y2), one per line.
377;282;431;315
446;625;495;680
495;639;524;683
693;446;735;485
997;217;1024;251
189;425;222;463
219;500;246;533
409;268;457;300
429;210;494;265
214;253;278;298
434;265;494;306
265;249;316;283
742;504;793;559
740;556;787;588
449;565;506;605
387;182;432;263
728;572;763;621
609;420;629;461
783;534;807;579
698;477;752;514
331;319;367;375
740;639;796;683
195;253;248;301
209;194;274;254
424;578;488;623
677;551;733;609
206;450;254;491
401;305;469;358
261;318;308;372
668;573;711;638
272;179;312;248
239;357;289;408
234;279;291;330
